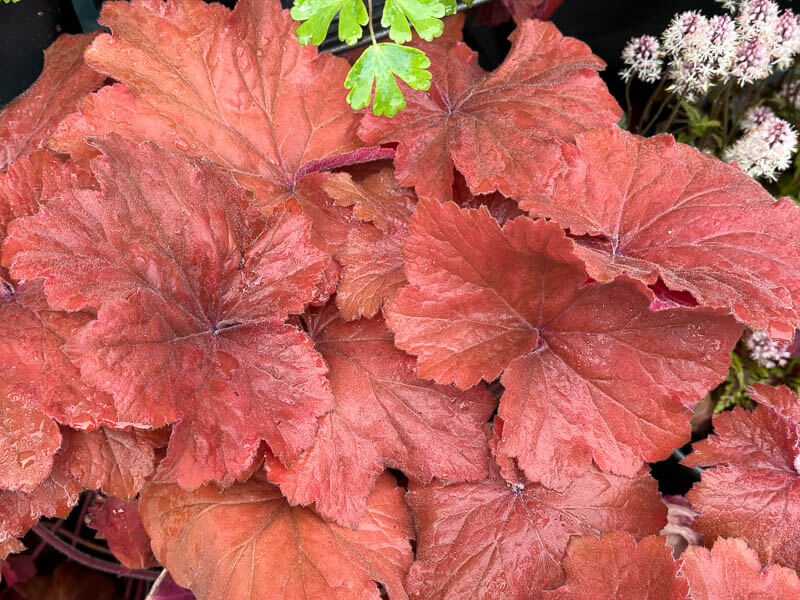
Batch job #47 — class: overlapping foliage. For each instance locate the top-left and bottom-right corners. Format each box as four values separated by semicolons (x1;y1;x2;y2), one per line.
2;0;800;598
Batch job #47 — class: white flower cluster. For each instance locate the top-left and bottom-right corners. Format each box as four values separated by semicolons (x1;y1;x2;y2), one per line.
620;35;663;83
744;329;793;368
621;1;800;95
725;109;798;180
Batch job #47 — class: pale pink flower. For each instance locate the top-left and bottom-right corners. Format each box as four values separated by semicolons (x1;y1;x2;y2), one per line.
745;329;792;367
725;116;798;181
731;35;773;84
737;0;781;38
620;35;663;83
741;105;776;130
773;9;800;69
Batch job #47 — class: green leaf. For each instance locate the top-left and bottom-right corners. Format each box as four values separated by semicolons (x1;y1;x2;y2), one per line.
291;0;368;46
344;43;431;117
381;0;446;43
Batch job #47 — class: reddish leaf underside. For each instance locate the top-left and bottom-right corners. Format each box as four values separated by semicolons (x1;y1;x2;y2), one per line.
684;384;800;572
358;19;621;202
50;0;370;212
88;496;156;569
140;472;413;600
3;135;333;490
63;427;166;500
266;305;495;527
520;128;800;339
405;453;666;600
0;33;106;170
387;199;741;488
681;538;800;599
542;533;689;600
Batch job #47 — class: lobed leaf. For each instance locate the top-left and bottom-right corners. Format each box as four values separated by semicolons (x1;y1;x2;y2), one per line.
359;18;621;201
684;384;800;572
381;0;446;43
291;0;368;46
387;199;741;488
681;538;800;599
345;43;432;117
406;443;666;599
543;533;689;600
266;305;495;527
88;496;156;570
0;33;106;169
521;128;800;339
140;472;413;600
3;136;334;489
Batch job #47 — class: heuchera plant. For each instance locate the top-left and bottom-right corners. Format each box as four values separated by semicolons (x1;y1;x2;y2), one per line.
2;0;800;598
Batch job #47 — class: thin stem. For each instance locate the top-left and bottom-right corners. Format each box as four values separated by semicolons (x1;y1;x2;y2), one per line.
640;92;675;136
624;78;633;130
144;570;169;600
659;95;683;134
54;527;118;556
72;491;94;546
367;0;377;45
32;524;159;581
721;83;733;150
637;75;667;133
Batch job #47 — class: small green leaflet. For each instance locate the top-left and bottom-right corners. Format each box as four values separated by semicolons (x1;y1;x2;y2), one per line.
291;0;368;46
345;43;431;117
381;0;448;43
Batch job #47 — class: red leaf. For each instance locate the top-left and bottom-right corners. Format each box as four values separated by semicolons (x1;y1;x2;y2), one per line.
88;496;156;569
4;135;333;489
0;449;81;546
51;0;370;212
684;384;800;572
521;128;800;339
0;33;106;169
406;451;666;599
681;538;800;599
386;199;741;487
324;170;417;320
358;19;620;202
63;427;166;500
140;472;413;600
542;533;688;600
0;539;26;585
266;305;495;527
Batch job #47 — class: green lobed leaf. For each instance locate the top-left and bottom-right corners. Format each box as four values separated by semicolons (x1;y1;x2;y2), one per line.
381;0;447;43
345;43;431;117
291;0;368;46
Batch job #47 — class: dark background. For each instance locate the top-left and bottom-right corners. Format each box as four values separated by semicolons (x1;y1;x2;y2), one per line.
1;0;764;106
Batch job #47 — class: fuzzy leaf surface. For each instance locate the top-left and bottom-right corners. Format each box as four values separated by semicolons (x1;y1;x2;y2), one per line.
406;454;666;600
387;200;741;488
358;19;621;201
0;33;106;169
684;384;800;572
88;496;156;569
51;0;369;211
267;305;495;527
681;538;800;599
521;129;800;339
3;136;333;489
542;533;688;600
140;472;413;600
